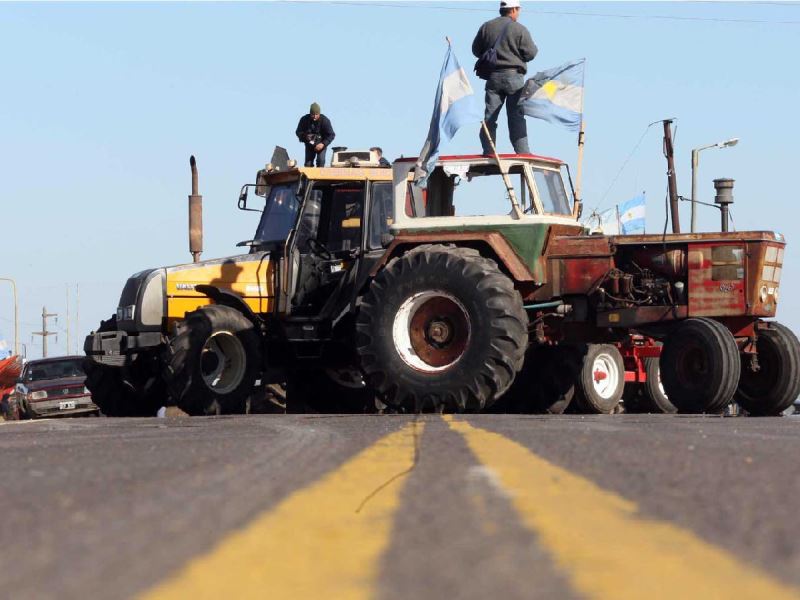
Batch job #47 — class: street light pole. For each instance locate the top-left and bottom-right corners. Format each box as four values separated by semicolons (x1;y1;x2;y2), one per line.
690;138;739;233
0;277;19;356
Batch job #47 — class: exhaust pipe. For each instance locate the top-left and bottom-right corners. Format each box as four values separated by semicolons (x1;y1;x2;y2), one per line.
189;155;203;263
713;178;734;233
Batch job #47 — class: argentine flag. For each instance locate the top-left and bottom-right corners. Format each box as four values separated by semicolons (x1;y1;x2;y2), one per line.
520;59;585;132
414;45;482;187
619;193;646;234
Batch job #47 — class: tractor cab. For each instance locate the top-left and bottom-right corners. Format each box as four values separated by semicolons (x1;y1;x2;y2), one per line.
391;154;580;229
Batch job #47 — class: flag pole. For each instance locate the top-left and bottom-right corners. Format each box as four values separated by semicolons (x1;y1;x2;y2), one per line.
480;120;524;219
574;119;585;218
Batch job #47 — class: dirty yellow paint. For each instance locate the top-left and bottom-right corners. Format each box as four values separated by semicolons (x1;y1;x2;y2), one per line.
141;421;421;600
165;257;275;321
445;417;799;600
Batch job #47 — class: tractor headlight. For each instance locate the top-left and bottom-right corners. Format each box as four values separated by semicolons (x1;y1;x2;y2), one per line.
759;285;768;303
29;390;47;400
116;305;136;321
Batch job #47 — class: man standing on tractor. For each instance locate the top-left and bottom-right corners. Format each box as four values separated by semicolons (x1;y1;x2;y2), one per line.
472;0;538;155
296;102;336;167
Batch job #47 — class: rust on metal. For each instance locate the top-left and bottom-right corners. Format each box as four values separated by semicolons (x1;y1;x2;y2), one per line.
596;305;688;328
372;231;535;282
408;296;469;368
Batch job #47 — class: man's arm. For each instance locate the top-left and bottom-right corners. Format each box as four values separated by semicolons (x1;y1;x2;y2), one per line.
320;116;335;146
518;26;538;63
296;116;307;142
471;24;486;58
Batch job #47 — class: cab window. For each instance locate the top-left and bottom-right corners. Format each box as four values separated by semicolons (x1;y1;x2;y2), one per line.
316;182;364;253
533;168;571;215
368;182;394;249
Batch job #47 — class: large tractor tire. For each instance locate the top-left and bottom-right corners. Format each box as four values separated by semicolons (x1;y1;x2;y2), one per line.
83;316;164;417
624;358;676;414
573;344;625;414
286;368;374;414
735;322;800;416
356;245;528;413
660;318;740;414
163;305;262;416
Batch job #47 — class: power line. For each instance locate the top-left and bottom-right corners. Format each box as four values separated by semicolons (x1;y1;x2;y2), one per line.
311;1;800;25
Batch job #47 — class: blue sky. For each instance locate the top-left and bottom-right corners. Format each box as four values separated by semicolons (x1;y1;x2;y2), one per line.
1;1;799;358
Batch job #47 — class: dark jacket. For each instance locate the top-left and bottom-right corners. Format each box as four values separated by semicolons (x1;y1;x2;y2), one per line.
472;16;538;75
296;114;335;147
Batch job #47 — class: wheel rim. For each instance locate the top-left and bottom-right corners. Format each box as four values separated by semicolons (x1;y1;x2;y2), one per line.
200;331;247;394
675;342;709;390
392;290;471;373
591;352;620;400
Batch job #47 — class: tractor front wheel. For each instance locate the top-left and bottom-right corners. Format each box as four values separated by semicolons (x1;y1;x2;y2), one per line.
356;245;527;413
163;305;262;416
735;322;800;416
660;318;740;413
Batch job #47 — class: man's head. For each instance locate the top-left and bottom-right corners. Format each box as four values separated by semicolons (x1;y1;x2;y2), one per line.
370;146;383;158
499;0;520;19
310;102;321;121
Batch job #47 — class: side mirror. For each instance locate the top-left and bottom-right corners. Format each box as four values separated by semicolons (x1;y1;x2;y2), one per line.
238;186;249;209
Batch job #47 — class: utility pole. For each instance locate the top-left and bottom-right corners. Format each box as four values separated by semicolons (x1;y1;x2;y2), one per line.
66;284;71;355
32;306;58;358
662;119;681;234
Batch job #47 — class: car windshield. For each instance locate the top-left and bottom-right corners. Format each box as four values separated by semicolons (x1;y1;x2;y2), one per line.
24;359;84;381
253;183;301;244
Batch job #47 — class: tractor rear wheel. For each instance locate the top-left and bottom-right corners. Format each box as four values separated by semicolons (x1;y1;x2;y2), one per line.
660;318;740;413
356;245;527;413
163;305;261;416
573;344;625;414
735;322;800;416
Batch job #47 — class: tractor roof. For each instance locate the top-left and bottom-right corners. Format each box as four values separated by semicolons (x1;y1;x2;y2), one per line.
394;153;565;167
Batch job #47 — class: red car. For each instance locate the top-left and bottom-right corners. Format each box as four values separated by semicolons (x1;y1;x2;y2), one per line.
13;356;99;419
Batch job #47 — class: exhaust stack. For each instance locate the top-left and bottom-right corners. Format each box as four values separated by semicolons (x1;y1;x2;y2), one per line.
189;155;203;263
713;178;734;233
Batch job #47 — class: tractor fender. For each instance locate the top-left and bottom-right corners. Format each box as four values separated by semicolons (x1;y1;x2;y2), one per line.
370;232;535;282
194;285;262;328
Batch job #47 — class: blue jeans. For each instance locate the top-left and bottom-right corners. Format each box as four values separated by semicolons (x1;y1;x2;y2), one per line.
480;70;529;155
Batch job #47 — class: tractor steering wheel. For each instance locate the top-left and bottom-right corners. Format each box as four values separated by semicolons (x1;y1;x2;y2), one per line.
306;238;333;261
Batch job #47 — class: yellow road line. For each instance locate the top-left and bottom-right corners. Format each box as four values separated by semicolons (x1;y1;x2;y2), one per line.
446;417;799;600
142;421;422;600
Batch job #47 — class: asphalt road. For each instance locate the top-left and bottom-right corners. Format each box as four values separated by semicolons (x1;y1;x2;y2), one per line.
2;414;800;600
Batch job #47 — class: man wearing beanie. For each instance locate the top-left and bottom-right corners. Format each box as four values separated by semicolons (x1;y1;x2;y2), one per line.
472;0;537;155
296;102;336;167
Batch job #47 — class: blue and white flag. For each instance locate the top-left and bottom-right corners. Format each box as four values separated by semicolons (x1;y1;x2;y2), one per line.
619;193;646;234
414;45;482;187
519;59;585;132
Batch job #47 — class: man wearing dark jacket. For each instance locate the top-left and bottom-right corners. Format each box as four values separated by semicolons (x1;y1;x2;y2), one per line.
296;102;336;167
472;0;538;155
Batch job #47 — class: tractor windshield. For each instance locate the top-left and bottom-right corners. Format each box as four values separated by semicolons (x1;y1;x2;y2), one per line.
253;183;301;245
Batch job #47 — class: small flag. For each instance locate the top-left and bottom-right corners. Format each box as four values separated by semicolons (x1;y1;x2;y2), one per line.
619;193;646;234
414;44;482;187
519;59;585;132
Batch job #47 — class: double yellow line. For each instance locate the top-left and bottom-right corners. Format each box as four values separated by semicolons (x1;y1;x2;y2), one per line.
144;418;798;600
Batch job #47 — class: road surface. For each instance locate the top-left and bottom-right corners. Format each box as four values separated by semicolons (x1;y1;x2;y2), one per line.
1;414;799;599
